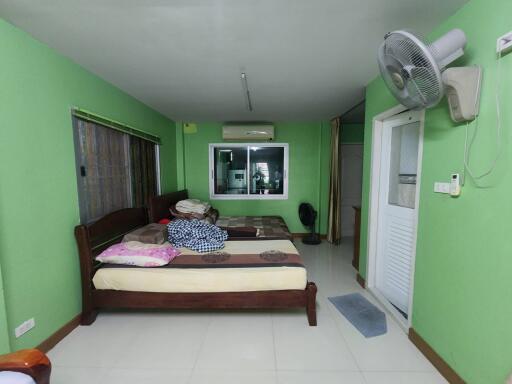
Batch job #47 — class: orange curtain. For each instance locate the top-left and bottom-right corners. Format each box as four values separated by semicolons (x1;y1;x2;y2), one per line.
327;117;342;244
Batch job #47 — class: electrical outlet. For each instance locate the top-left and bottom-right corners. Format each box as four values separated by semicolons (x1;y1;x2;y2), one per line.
14;318;35;338
434;182;450;194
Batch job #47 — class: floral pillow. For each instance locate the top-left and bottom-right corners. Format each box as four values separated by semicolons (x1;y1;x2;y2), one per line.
96;241;180;267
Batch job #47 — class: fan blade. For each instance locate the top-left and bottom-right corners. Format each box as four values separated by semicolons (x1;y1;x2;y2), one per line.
406;76;428;105
410;66;443;105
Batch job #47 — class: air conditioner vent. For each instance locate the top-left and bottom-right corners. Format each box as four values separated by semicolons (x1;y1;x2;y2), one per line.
222;125;274;141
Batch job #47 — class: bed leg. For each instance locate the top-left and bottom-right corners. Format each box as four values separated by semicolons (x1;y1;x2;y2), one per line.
81;309;98;326
75;225;98;326
306;282;317;326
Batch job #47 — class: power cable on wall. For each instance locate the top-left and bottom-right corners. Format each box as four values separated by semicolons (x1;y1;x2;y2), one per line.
462;51;505;186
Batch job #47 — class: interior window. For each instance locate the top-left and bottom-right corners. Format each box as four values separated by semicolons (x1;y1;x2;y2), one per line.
213;147;247;195
210;144;288;200
249;146;284;195
73;117;160;223
387;121;420;209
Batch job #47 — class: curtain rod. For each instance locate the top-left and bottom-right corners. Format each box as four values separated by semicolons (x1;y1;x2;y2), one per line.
72;108;161;145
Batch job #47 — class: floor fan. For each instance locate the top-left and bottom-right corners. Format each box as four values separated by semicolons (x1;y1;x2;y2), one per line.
298;203;321;245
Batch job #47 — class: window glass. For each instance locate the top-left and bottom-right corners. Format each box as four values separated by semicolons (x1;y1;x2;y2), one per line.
210;144;288;199
249;146;284;195
213;147;247;195
387;121;420;209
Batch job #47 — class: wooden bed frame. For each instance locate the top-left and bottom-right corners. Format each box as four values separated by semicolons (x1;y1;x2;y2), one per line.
75;207;318;326
148;189;189;223
148;189;294;241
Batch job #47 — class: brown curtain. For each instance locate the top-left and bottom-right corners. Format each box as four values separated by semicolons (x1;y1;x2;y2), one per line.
77;119;132;223
327;117;342;244
130;136;158;207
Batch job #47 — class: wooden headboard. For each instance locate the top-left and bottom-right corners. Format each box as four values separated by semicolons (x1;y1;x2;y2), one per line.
148;189;189;223
75;207;148;258
74;207;148;324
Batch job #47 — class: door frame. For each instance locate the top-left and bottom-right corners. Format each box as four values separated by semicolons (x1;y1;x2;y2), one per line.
366;105;425;330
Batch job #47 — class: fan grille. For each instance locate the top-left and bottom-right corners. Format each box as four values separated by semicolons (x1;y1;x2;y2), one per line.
378;31;443;109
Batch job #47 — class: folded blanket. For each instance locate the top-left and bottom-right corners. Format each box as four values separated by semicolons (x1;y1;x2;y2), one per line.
176;199;211;215
168;219;228;253
169;204;219;224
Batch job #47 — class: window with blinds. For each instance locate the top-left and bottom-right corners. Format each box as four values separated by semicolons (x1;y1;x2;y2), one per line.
72;117;160;224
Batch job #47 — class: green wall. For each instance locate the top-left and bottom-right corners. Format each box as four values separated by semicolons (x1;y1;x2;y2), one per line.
341;123;364;143
0;270;10;354
179;122;331;234
0;19;177;351
359;0;512;382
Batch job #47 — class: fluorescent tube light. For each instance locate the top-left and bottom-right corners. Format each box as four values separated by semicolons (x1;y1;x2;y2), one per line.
241;72;253;112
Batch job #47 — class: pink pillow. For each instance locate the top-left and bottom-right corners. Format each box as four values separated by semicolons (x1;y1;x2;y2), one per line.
96;241;180;267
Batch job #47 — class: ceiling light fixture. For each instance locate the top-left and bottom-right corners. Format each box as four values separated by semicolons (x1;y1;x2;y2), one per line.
240;72;253;112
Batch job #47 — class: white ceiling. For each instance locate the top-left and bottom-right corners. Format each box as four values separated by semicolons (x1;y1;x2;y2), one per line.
0;0;467;122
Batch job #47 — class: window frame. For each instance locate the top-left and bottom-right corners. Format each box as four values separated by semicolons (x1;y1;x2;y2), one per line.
208;143;289;200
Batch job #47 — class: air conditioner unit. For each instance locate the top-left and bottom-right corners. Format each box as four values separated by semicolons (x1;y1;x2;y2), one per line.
222;124;274;141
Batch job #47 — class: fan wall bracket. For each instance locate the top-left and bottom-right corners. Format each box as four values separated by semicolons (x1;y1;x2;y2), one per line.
442;66;483;122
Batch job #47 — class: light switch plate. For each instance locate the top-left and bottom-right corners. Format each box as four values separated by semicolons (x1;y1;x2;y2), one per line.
14;318;35;338
434;182;450;194
497;31;512;55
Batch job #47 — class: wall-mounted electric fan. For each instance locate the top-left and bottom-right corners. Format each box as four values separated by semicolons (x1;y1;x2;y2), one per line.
298;203;321;245
378;29;482;122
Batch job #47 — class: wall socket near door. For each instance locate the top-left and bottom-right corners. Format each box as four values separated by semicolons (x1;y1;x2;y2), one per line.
14;318;35;338
434;182;450;194
434;173;461;196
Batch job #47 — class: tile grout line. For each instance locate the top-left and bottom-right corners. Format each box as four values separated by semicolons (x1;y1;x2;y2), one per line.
318;286;365;378
326;303;365;374
271;311;279;383
302;248;370;383
186;314;213;384
323;291;371;384
320;275;435;382
300;242;365;377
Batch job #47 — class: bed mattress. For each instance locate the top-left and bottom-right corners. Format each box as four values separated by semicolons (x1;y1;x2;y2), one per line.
93;240;307;293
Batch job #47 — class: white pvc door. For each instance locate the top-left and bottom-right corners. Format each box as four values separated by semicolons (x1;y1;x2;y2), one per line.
375;111;421;315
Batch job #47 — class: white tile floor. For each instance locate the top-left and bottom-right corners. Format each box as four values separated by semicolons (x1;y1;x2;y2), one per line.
48;240;447;384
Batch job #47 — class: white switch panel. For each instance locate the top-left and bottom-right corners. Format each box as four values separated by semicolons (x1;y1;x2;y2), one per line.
497;31;512;55
434;182;450;194
14;318;35;338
